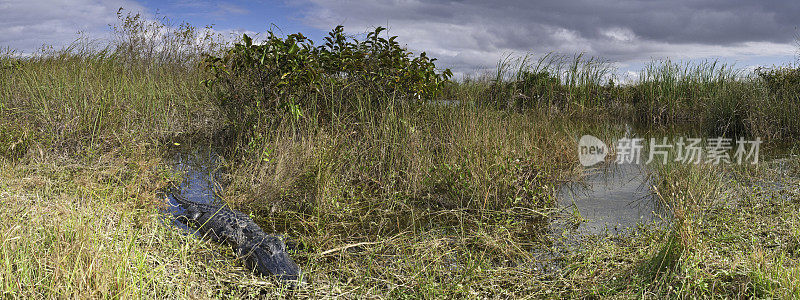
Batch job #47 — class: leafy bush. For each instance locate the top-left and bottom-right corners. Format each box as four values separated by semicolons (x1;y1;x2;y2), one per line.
203;26;452;130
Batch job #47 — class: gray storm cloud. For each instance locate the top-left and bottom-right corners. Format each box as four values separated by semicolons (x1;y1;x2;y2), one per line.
2;0;796;73
297;0;799;73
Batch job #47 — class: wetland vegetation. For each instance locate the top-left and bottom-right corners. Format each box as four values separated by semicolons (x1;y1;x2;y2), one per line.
1;12;799;298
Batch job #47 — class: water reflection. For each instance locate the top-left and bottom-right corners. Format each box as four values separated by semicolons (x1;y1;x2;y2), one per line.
555;162;666;235
161;146;226;234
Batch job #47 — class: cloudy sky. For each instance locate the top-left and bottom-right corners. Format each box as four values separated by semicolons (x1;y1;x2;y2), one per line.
2;0;798;77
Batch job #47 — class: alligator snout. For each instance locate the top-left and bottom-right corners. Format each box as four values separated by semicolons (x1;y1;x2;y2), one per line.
237;239;302;281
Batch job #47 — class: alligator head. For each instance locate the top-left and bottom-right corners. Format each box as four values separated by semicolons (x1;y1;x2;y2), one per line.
236;237;302;282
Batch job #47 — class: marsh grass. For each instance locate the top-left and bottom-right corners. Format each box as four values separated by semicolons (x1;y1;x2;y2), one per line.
0;10;221;160
0;152;315;298
633;151;800;298
1;13;799;298
471;54;800;142
473;53;617;112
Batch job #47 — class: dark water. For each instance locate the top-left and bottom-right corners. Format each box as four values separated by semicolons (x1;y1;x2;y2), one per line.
551;123;796;237
161;146;226;234
551;122;665;236
553;162;666;236
534;159;664;274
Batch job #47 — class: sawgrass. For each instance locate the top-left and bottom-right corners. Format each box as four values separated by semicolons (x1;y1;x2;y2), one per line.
1;15;799;298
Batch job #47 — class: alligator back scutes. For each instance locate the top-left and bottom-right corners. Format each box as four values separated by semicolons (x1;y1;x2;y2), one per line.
165;188;301;281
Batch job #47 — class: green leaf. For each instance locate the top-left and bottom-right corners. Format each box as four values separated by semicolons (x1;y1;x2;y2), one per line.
242;34;252;47
259;46;268;65
288;44;299;55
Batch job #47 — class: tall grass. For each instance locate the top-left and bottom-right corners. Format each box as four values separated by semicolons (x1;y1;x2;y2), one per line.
1;11;799;298
634;60;739;123
474;53;616;111
471;54;800;142
2;51;212;151
0;12;220;159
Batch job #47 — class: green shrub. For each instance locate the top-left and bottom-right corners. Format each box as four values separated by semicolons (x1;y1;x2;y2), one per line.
203;26;452;132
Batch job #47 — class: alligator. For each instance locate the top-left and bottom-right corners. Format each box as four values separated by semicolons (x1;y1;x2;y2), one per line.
163;188;301;282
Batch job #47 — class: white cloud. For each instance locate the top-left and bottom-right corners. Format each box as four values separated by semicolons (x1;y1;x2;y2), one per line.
0;0;257;56
0;0;148;53
601;27;636;42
